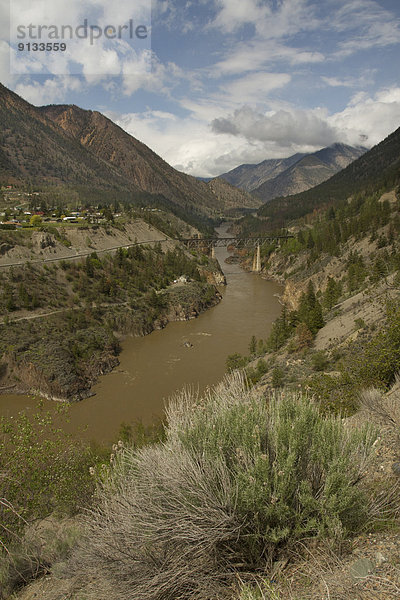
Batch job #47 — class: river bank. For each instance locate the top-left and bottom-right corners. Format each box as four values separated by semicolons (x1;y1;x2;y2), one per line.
0;237;224;402
0;224;283;443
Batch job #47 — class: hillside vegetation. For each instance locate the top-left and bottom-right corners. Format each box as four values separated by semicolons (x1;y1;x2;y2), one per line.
2;122;400;600
0;222;222;400
4;373;394;600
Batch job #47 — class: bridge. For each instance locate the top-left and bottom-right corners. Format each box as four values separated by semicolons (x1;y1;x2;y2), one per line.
178;235;293;273
178;235;293;250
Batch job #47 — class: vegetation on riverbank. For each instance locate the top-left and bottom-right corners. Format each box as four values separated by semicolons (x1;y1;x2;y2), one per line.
3;149;400;598
0;243;221;400
0;405;165;598
4;373;394;600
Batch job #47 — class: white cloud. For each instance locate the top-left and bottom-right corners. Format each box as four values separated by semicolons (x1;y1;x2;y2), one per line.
209;86;400;161
209;0;319;39
321;70;376;89
14;76;82;105
328;87;400;147
210;39;324;77
7;0;151;77
111;107;276;177
210;0;270;34
222;72;291;103
0;41;15;86
330;0;400;57
121;53;183;96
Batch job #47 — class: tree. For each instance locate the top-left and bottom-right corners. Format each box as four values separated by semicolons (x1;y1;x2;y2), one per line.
323;276;341;310
30;215;42;227
306;231;315;249
298;281;324;335
294;322;313;351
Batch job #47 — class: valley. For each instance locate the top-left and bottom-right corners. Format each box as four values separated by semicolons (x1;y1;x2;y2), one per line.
1;82;400;600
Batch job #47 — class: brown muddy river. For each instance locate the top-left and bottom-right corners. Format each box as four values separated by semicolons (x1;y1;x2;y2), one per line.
0;226;282;444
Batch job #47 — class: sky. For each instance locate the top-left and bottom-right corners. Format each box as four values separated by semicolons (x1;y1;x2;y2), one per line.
1;0;400;177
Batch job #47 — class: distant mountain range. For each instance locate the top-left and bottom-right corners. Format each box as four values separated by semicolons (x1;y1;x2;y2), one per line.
0;84;254;229
220;144;367;202
258;125;400;227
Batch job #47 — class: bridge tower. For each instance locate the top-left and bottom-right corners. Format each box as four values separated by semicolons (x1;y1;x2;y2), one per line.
252;244;261;272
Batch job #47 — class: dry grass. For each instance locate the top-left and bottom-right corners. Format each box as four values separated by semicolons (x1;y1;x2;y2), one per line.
42;373;376;600
359;375;400;431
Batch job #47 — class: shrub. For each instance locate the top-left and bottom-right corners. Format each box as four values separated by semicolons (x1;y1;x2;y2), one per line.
0;406;97;547
68;374;376;600
0;406;101;594
311;350;329;372
226;352;249;371
344;300;400;390
271;366;285;388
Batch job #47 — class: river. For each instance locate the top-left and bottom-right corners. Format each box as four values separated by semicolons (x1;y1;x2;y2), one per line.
0;226;282;444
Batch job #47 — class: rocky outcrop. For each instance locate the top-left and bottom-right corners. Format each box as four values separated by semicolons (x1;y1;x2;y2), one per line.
0;242;13;255
199;267;226;286
281;279;303;311
33;232;56;250
0;350;119;401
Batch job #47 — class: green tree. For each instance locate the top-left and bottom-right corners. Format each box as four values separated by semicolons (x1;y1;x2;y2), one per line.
323;276;341;310
298;281;324;335
30;215;42;227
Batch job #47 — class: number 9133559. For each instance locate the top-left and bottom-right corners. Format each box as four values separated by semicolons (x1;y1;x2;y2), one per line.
18;42;67;51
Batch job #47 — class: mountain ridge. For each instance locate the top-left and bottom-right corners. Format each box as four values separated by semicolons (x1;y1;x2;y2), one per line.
253;143;366;202
219;143;366;201
0;84;254;229
257;125;400;227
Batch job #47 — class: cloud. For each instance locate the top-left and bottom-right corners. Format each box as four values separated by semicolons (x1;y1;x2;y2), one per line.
321;70;376;89
210;86;400;158
211;105;339;146
221;71;291;103
14;76;82;105
209;0;319;39
210;40;324;77
110;106;282;177
210;0;270;34
7;0;151;78
330;0;400;57
328;87;400;147
121;53;184;96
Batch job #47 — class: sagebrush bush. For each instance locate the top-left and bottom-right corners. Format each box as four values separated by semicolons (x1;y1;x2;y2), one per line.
67;373;376;600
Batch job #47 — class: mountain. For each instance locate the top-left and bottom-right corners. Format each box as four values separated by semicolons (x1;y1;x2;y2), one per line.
0;84;129;193
253;143;367;202
220;153;306;192
39;104;222;217
206;177;262;212
258;126;400;227
41;105;259;216
219;144;366;201
0;83;258;230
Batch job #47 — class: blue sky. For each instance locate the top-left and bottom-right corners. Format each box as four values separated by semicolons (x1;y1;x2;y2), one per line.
1;0;400;176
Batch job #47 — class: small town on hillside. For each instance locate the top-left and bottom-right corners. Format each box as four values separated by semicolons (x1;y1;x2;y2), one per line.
0;185;161;227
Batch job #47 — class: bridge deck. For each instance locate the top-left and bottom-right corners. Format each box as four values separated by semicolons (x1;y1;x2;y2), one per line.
178;236;293;249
